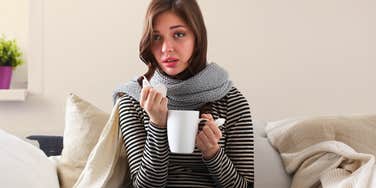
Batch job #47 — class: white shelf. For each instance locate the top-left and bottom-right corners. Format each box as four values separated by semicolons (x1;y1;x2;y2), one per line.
0;89;27;101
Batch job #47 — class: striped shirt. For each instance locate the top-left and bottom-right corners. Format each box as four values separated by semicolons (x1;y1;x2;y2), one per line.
119;87;254;188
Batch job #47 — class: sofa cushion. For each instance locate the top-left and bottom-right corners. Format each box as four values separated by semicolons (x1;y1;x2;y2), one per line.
255;136;291;187
57;94;109;188
253;119;267;137
254;121;291;188
0;129;59;188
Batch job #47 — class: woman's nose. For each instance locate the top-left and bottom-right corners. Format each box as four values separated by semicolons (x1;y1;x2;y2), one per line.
161;39;174;53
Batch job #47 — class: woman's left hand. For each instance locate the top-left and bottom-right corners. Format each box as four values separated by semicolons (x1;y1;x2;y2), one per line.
196;114;222;160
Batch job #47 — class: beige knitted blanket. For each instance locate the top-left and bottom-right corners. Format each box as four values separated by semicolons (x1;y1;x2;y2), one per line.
265;115;376;188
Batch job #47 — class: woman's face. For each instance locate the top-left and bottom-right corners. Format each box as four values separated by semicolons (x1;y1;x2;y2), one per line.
151;11;195;77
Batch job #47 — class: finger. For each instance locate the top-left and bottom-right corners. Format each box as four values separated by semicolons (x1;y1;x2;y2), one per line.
196;136;204;149
140;87;151;107
202;125;218;145
198;131;211;148
161;97;168;106
144;88;157;111
201;113;214;121
154;92;163;105
147;88;157;103
199;114;213;126
207;121;222;139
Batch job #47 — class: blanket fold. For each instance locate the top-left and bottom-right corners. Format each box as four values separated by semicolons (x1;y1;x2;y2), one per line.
265;115;376;188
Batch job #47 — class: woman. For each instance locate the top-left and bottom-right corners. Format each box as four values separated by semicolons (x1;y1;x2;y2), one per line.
113;0;254;187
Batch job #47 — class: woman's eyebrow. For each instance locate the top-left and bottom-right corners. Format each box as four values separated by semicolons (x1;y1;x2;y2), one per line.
153;25;185;33
170;25;185;29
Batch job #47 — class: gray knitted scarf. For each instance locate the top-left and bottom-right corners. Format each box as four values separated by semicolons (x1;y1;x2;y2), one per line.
113;63;233;110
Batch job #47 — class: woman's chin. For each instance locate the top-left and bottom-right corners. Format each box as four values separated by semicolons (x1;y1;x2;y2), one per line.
162;68;183;77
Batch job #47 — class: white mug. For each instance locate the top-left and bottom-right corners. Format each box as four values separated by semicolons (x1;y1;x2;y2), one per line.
167;110;207;153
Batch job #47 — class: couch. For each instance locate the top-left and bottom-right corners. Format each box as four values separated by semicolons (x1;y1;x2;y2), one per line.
25;120;291;188
19;94;290;187
254;120;291;188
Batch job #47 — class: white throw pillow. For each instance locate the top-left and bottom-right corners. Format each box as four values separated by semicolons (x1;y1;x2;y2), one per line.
57;94;109;188
0;129;59;188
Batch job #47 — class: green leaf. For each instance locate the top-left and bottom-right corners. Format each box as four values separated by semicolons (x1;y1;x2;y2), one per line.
0;34;25;68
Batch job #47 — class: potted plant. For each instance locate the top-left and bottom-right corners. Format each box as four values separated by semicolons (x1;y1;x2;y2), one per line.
0;34;25;89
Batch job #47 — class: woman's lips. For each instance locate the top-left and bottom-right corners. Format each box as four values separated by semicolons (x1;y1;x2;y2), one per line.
163;60;178;68
162;57;179;68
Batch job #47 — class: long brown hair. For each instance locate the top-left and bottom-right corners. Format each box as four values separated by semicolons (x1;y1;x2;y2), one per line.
138;0;208;85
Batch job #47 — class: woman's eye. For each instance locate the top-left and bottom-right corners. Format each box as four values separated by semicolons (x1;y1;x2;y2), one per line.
174;32;185;38
152;35;161;41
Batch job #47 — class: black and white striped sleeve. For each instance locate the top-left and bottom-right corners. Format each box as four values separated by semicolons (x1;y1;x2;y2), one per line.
203;88;254;187
119;95;169;188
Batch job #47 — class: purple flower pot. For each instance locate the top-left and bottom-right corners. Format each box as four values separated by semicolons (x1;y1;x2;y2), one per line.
0;66;13;89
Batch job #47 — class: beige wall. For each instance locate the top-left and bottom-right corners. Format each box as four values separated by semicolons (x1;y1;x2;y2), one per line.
0;0;375;138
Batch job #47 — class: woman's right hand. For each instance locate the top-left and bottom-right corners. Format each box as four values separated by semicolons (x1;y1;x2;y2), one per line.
140;86;168;128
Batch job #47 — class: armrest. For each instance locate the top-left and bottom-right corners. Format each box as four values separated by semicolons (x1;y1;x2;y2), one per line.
26;135;63;156
255;136;291;188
